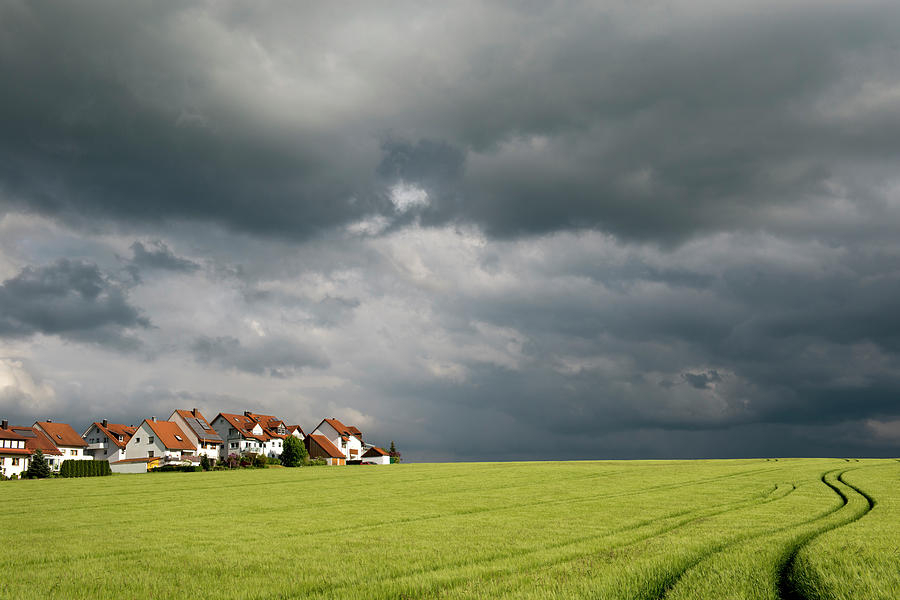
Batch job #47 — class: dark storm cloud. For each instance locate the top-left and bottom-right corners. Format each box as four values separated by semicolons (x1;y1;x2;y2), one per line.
682;370;722;390
1;2;899;241
1;2;899;461
191;335;329;377
129;241;199;273
0;259;149;348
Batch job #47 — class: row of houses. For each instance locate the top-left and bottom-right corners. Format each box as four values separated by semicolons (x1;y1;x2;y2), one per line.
1;409;391;478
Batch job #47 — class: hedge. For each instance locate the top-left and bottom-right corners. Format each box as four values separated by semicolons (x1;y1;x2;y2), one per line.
59;459;112;478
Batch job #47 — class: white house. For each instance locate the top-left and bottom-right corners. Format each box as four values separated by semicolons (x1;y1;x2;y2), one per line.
0;420;31;478
33;420;91;469
244;412;290;458
310;418;364;462
10;425;63;471
169;408;223;460
124;418;196;461
211;411;290;459
82;420;138;462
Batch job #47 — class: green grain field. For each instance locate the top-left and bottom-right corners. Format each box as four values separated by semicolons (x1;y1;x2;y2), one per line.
1;459;897;599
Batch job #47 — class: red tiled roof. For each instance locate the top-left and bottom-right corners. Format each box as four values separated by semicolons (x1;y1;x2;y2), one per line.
0;447;32;456
320;418;363;441
11;426;62;456
91;422;138;448
307;434;345;459
0;427;28;441
34;421;88;448
286;425;305;437
172;409;223;444
362;446;389;457
216;413;272;441
143;420;196;451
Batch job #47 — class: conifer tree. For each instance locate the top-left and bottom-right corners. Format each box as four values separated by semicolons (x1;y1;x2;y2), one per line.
26;449;52;479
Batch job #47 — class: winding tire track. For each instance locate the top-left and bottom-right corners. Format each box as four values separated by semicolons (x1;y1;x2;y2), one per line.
652;469;857;600
777;469;875;600
312;480;797;598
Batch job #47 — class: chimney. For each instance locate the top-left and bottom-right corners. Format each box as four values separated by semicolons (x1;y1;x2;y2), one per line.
151;416;157;422
192;408;198;416
46;418;52;423
102;419;108;428
244;410;252;417
1;419;7;429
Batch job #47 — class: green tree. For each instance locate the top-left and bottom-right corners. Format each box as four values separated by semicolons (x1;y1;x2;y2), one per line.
389;440;401;464
200;454;211;471
280;435;307;467
26;449;52;479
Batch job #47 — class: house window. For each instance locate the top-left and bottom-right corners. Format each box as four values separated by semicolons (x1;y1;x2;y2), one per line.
148;436;154;444
135;437;140;443
148;451;154;457
12;458;19;466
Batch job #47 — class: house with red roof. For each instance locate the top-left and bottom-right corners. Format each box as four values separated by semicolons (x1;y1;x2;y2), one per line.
0;420;32;478
211;411;292;458
309;417;365;462
10;425;63;471
82;419;138;462
124;418;196;462
286;425;305;440
169;408;223;460
33;420;90;470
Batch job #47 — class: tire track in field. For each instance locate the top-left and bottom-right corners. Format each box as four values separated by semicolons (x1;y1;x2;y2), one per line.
776;469;875;600
307;482;797;599
648;468;872;600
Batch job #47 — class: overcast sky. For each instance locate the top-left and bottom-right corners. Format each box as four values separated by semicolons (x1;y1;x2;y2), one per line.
2;1;899;460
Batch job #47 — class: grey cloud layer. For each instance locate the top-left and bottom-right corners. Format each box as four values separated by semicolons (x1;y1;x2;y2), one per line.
191;335;329;377
0;259;149;348
2;2;900;241
1;2;899;460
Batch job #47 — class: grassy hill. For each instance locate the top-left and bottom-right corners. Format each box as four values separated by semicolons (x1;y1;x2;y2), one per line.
1;459;897;599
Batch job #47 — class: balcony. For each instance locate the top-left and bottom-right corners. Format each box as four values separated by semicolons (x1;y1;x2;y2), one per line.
87;442;108;450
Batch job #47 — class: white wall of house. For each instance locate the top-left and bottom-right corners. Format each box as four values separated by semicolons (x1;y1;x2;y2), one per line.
0;454;28;478
125;422;183;460
195;441;223;460
57;446;92;462
43;453;64;471
262;437;283;458
82;424;128;462
365;455;391;465
223;438;265;456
